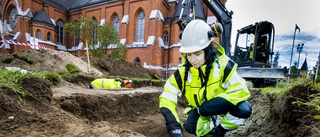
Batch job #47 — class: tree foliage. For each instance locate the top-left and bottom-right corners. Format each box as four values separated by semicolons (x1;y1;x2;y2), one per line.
108;43;127;61
64;16;124;57
310;61;320;82
290;65;298;75
273;52;280;68
96;23;120;57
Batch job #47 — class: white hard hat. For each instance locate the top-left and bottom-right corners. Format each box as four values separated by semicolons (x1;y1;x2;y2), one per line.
180;19;213;53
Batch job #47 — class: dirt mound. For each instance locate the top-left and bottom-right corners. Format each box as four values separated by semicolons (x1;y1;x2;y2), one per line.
232;85;320;137
0;49;103;76
0;49;157;79
87;56;156;79
225;89;272;137
271;84;320;136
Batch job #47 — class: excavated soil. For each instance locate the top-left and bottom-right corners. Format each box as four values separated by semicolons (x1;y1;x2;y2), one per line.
0;49;319;137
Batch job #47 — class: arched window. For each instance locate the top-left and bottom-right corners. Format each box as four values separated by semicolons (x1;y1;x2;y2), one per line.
136;10;145;42
8;7;17;30
73;20;79;46
113;15;119;32
134;57;141;66
92;18;97;45
74;31;79;46
163;32;169;46
36;30;41;39
57;20;64;44
47;32;51;41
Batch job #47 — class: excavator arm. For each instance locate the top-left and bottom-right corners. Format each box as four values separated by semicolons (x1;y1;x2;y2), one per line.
202;0;233;57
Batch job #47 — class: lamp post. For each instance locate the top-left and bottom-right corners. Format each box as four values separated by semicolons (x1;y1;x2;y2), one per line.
288;24;300;83
289;24;300;74
297;43;304;74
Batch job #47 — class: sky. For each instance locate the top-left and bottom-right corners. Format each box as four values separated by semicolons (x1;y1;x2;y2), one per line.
225;0;320;70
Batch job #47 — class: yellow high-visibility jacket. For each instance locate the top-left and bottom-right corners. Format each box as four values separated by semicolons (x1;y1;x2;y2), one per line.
159;42;250;130
90;79;122;89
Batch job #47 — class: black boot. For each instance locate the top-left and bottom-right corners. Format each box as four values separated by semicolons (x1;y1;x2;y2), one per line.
209;124;228;137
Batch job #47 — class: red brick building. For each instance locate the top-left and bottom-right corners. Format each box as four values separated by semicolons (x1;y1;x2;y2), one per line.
0;0;226;78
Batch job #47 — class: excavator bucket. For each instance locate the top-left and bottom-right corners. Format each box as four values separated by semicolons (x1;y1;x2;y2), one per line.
237;67;285;79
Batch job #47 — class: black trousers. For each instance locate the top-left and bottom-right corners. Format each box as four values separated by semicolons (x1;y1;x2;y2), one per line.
183;100;252;135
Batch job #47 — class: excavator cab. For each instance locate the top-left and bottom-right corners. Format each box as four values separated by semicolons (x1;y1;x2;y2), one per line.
233;21;282;87
233;21;275;68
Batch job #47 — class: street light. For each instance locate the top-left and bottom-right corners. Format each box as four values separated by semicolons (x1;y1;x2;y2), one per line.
289;24;300;75
288;24;300;83
297;43;304;74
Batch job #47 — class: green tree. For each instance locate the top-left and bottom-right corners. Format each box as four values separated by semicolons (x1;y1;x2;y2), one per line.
310;61;320;82
291;62;298;75
64;16;123;57
96;23;120;57
108;43;127;61
65;17;95;51
273;52;280;68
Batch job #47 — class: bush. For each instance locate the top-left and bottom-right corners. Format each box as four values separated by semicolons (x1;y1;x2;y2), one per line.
43;72;62;85
108;43;127;61
59;70;70;75
2;54;15;64
66;63;81;74
1;53;34;64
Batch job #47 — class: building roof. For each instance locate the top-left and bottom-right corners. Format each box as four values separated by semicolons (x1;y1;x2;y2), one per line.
170;0;206;22
32;0;121;27
300;58;308;71
44;0;121;11
32;8;55;28
43;0;78;11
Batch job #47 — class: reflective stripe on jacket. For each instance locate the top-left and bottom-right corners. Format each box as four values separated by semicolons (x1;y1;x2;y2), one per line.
90;79;122;89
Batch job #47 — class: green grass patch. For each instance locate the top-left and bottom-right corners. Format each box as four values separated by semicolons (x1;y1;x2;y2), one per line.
66;63;81;74
1;53;34;64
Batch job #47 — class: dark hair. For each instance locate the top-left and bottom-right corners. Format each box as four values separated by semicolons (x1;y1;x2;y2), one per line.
182;43;216;102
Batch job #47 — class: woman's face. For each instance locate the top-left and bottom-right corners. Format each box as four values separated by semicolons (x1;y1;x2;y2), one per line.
186;50;205;69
